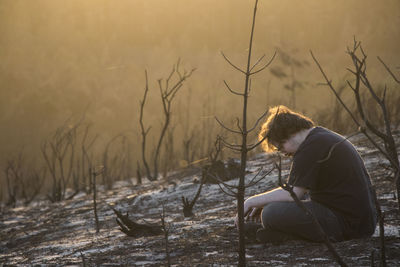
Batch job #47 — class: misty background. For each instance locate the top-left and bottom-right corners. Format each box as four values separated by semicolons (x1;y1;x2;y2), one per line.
1;0;399;200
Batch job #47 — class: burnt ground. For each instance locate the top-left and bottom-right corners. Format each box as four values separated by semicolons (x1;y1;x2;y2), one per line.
1;132;400;266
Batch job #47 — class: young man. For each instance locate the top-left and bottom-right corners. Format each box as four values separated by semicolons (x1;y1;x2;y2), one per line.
237;105;377;243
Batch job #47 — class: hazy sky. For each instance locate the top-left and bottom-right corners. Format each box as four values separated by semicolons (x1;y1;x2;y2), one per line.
0;0;399;163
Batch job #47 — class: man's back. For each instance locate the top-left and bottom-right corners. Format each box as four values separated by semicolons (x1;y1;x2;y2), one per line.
289;127;377;239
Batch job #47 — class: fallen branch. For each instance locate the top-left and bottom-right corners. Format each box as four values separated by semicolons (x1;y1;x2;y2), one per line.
113;208;162;237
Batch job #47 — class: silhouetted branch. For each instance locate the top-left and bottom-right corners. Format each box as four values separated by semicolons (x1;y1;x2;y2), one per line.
154;62;195;180
91;165;104;233
216;182;238;198
182;176;205;217
219;137;242;152
138;62;195;181
214;116;242;134
160;205;171;267
369;184;387;267
310;50;360;126
221;51;246;74
247;135;268;151
244;166;274;189
217;1;275;265
311;49;399;174
250;51;277;75
247;110;269;134
113;208;162;237
378;56;400;84
276;156;348;267
250;54;266;71
224;80;244;96
139;70;153;180
236;117;243;134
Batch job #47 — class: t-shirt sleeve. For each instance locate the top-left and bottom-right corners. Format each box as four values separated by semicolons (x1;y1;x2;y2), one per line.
288;137;327;189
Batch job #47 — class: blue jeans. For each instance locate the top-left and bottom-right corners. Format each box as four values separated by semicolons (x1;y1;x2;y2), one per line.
261;201;345;242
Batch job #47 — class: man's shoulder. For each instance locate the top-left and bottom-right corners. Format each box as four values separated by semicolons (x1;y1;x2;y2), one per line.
309;126;343;140
298;127;339;150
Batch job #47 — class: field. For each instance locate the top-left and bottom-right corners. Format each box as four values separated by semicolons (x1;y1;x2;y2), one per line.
1;132;399;266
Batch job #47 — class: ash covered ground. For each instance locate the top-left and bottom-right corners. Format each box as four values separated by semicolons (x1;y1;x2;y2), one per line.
1;133;400;266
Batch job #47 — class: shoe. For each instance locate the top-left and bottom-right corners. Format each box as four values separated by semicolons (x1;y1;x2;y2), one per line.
256;228;292;243
244;222;262;241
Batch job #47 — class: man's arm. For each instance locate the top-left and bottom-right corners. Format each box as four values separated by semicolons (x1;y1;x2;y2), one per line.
245;186;307;210
235;186;307;226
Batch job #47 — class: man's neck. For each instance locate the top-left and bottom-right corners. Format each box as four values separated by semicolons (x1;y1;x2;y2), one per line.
292;127;314;150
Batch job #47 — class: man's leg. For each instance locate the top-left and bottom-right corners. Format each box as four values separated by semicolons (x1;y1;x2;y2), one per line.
259;201;344;242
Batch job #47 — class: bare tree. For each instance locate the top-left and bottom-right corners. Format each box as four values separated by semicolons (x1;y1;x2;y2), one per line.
161;126;176;179
21;168;46;205
138;60;195;181
4;158;20;207
41;118;79;202
91;165;104;233
378;56;400;84
4;151;45;207
75;124;98;194
102;134;131;189
311;39;400;210
310;38;396;266
161;205;171;267
136;160;142;185
212;1;276;265
41;116;99;202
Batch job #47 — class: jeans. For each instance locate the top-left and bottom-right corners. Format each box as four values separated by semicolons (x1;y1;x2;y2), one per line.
261;201;345;242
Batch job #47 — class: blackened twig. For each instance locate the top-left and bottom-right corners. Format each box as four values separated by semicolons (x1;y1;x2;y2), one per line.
182;176;205;217
224;80;244;96
249;51;277;75
91;166;104;233
161;205;171;267
377;56;400;84
221;51;246;74
369;185;387;267
113;208;162;237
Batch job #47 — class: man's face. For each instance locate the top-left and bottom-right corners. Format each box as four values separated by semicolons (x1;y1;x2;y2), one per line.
273;135;299;156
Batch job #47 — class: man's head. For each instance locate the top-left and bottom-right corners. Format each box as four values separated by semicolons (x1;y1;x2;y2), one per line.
259;105;314;153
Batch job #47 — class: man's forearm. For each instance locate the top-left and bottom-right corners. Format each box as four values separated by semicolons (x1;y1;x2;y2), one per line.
246;186;306;208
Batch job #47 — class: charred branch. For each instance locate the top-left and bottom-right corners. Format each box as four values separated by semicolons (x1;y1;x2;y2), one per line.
311;39;400;209
160;205;171;267
249;52;277;76
377;56;400;84
224;80;244;96
139;70;153;180
217;1;275;265
113;208;163;237
182;176;205;217
276;156;348;267
214;116;243;134
91;166;104;233
138;61;195;181
221;51;246;74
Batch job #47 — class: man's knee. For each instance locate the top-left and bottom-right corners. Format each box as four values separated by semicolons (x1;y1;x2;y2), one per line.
261;202;290;228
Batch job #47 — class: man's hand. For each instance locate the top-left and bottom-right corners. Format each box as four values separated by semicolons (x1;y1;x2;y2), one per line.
246;207;262;223
234;198;261;229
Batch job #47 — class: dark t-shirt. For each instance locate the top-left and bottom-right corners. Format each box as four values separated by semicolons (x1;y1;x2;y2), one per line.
288;127;377;239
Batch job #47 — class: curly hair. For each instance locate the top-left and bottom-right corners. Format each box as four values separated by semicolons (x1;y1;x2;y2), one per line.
258;105;314;152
